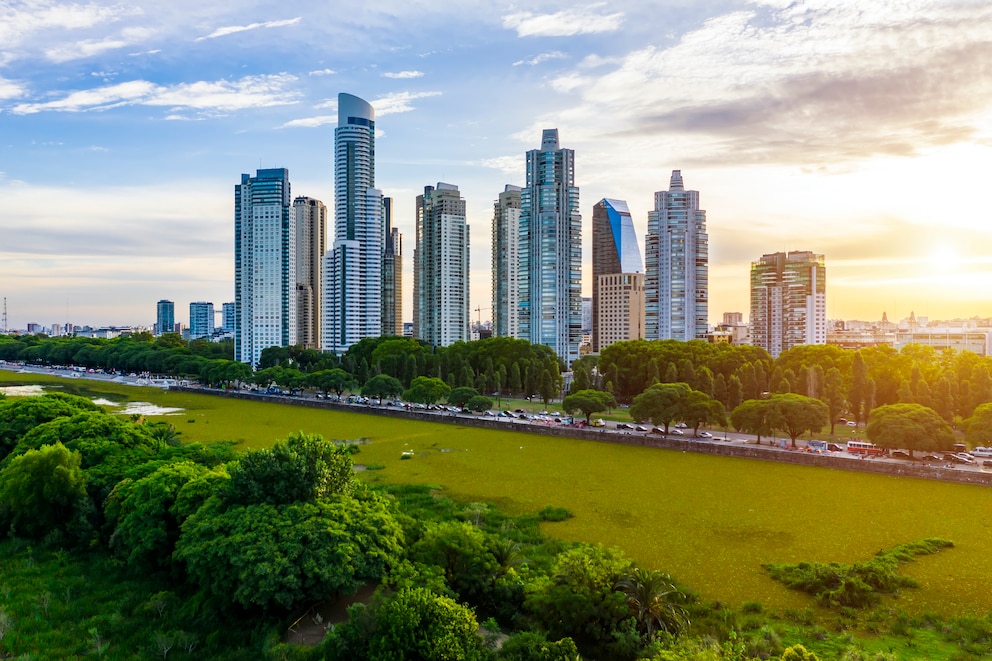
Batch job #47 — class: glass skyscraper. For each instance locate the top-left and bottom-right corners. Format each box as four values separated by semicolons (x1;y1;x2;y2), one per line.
323;93;382;353
518;129;581;365
156;300;174;336
189;301;214;340
592;198;643;352
645;170;708;341
234;168;295;366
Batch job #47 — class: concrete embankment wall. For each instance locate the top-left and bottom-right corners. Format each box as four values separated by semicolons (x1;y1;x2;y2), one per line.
172;387;992;488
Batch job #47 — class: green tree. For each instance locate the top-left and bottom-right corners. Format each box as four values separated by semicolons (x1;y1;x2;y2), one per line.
404;377;452;405
562;389;616;424
310;368;358;396
966;402;992;448
868;403;954;458
410;521;497;603
465;395;493;413
630;382;692;434
361;374;404;401
0;393;100;460
539;370;557;406
0;442;87;539
615;567;690;642
730;398;774;445
366;588;488;661
681;390;727;437
781;645;820;661
849;351;869;425
820;367;847;435
447;387;480;408
767;394;829;448
498;632;580;661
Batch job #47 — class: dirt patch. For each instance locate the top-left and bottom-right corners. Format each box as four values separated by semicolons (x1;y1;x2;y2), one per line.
283;582;378;646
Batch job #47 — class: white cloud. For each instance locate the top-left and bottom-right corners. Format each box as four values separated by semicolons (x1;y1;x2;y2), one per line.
11;74;300;115
308;68;336;76
382;70;424;79
196;17;301;41
476;155;521;175
0;1;140;47
45;27;155;62
280;115;336;128
503;4;624;37
371;90;441;115
314;98;338;110
0;76;25;100
513;51;566;67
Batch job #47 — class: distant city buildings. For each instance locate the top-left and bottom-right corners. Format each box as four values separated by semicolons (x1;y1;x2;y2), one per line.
234;167;295;366
156;300;174;336
323;93;382;353
413;183;470;347
492;184;522;339
750;251;826;358
518;129;582;365
293;196;327;350
221;302;236;333
381;197;403;337
592;198;644;352
189;301;214;340
645;170;708;341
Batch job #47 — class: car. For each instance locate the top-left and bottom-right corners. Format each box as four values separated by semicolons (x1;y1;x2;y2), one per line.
518;413;529;419
616;423;633;430
983;460;992;468
514;408;525;413
651;426;664;434
890;450;911;459
698;431;713;438
846;421;857;427
670;429;684;435
591;419;606;427
972;446;992;458
948;453;975;464
922;453;942;461
675;422;688;429
635;425;648;432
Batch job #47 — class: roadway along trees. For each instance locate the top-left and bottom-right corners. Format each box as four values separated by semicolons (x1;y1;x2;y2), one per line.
867;403;954;458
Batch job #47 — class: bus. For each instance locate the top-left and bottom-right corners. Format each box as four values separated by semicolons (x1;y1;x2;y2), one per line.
846;440;884;456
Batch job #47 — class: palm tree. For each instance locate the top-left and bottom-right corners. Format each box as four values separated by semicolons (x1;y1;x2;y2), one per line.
614;567;690;641
490;537;524;575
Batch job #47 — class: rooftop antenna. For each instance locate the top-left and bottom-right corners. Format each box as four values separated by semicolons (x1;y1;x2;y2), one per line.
2;297;7;333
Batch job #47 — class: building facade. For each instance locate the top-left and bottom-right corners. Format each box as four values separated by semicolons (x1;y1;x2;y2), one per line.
518;129;582;364
645;170;708;341
292;196;326;350
234;168;295;366
492;184;522;338
323;93;383;353
156;300;174;336
750;251;826;358
189;301;215;340
413;183;470;347
221;302;236;333
592;198;644;352
381;197;404;337
597;273;646;351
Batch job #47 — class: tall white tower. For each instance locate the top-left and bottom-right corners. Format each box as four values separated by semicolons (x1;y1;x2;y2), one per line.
323;93;383;353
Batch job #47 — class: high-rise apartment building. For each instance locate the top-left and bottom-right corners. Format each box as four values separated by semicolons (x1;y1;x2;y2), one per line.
592;198;644;352
189;301;215;340
221;302;236;333
597;273;646;351
381;197;403;337
292;196;326;350
234;168;295;366
156;300;174;336
323;93;382;353
492;184;522;338
413;183;470;347
519;129;581;364
645;170;708;341
750;251;826;358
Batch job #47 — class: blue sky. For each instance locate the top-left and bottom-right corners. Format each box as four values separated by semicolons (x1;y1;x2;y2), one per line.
2;0;992;330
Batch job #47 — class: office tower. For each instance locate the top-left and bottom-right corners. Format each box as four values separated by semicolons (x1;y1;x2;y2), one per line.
234;168;295;366
519;129;581;364
323;93;382;353
413;183;470;347
382;197;404;337
156;300;174;336
492;184;522;338
293;196;327;350
592;198;644;352
750;251;826;358
645;170;708;341
189;302;215;340
221;302;236;333
597;273;646;351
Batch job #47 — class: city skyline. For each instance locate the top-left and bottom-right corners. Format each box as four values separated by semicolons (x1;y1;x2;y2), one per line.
2;1;992;329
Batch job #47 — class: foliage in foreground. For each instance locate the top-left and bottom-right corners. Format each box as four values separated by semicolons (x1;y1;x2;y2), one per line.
764;538;955;608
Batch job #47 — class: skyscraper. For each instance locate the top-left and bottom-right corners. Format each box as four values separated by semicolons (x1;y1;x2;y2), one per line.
234;168;295;366
323;93;382;353
492;184;522;339
221;302;236;333
750;251;826;358
156;300;174;336
413;183;470;347
645;170;708;341
381;197;403;337
591;198;644;352
519;129;581;364
293;196;327;350
189;301;215;340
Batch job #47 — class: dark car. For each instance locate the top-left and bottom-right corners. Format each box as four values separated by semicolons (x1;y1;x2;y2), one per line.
616;423;633;430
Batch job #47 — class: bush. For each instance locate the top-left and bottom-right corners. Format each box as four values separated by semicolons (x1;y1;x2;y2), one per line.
538;506;573;522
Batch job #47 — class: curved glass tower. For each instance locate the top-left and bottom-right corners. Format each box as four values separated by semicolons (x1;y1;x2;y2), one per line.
592;198;643;351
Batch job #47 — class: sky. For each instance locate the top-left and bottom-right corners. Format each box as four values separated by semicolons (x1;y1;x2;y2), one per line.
2;0;992;331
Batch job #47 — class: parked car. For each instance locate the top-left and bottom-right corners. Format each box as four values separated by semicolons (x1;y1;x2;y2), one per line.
616;423;633;430
983;460;992;468
635;425;648;432
948;453;975;464
670;429;684;435
890;450;911;459
651;426;665;434
698;431;713;438
675;422;688;429
846;421;857;427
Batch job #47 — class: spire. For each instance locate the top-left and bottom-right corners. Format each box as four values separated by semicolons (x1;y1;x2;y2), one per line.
541;129;559;150
881;311;888;323
669;169;684;190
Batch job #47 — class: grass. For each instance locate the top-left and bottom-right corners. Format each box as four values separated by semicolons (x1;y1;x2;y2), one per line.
4;371;992;616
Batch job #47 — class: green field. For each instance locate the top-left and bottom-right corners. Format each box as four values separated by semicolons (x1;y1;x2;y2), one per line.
4;371;992;617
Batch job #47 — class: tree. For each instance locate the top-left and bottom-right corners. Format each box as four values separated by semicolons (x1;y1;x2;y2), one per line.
410;521;498;603
966;402;992;448
629;382;692;433
0;393;100;460
820;367;847;435
447;387;480;408
365;588;488;661
614;567;690;641
465;395;493;413
310;368;358;396
766;394;829;448
539;370;557;405
849;351;869;425
681;389;727;437
404;377;452;405
562;389;616;424
730;398;773;445
0;442;87;539
361;374;404;401
868;403;954;458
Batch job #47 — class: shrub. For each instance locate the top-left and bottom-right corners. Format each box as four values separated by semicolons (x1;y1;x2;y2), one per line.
538;506;573;522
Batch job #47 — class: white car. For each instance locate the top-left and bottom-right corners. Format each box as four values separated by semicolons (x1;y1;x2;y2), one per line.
670;429;684;435
698;431;713;438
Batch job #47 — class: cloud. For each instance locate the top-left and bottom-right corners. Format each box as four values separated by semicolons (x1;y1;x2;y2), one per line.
45;27;155;63
503;4;624;37
280;115;336;128
308;69;336;76
0;77;25;100
476;155;521;175
10;74;300;115
371;90;441;115
513;51;566;67
196;17;301;41
382;70;424;79
0;1;139;47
